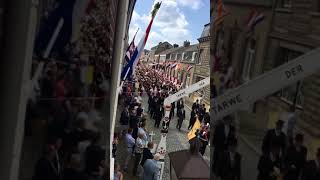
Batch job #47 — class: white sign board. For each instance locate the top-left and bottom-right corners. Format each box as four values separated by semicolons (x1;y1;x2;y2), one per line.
164;77;210;106
157;161;165;180
211;48;320;120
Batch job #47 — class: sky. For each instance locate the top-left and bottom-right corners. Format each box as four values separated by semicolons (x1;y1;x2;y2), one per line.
128;0;210;50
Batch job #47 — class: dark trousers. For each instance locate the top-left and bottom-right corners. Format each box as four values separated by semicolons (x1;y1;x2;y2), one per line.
176;118;183;130
169;109;174;119
132;153;142;176
155;118;161;128
200;144;207;156
213;147;224;174
188;120;195;130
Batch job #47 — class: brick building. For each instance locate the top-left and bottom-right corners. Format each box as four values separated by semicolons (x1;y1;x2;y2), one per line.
263;0;320;140
193;23;211;107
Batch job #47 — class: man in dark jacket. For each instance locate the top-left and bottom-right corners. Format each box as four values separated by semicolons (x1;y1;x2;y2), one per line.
212;115;236;174
33;145;61;180
257;143;284;180
176;105;185;131
262;120;287;155
284;134;307;180
188;109;197;130
216;138;241;180
301;148;320;180
85;133;105;176
120;106;129;126
141;142;154;167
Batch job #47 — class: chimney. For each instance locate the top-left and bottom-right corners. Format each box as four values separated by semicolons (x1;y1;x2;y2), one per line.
183;40;190;47
173;44;179;48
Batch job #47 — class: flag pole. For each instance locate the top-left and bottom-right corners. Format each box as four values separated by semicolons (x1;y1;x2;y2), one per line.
43;18;64;58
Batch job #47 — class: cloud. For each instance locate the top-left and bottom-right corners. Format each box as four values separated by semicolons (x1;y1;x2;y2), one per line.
128;0;203;50
176;0;205;10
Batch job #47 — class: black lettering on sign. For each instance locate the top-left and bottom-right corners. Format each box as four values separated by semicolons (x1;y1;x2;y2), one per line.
285;64;304;79
214;94;243;114
176;91;186;98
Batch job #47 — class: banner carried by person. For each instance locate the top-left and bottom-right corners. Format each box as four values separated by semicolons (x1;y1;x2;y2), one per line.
121;2;162;80
187;118;201;141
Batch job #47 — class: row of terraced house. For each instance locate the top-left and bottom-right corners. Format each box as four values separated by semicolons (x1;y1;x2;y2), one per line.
144;23;211;109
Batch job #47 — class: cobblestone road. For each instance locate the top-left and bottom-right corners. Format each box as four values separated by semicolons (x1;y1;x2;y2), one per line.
114;94;210;180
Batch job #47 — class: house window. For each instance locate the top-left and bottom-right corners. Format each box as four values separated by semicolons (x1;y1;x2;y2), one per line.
197;49;204;64
166;54;171;60
171;53;176;60
177;54;182;61
192;52;198;62
215;29;224;57
277;48;303;107
279;0;292;8
186;75;190;87
183;51;193;61
242;39;256;81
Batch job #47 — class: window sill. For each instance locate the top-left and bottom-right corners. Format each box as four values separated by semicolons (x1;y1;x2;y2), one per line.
278;97;303;110
310;11;320;17
275;8;293;14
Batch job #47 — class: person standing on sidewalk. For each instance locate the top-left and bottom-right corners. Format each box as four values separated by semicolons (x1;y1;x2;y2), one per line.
124;128;135;171
216;138;241;180
257;143;284;180
176;105;186;131
132;133;145;176
212;115;236;175
283;134;307;180
262;120;287;155
301;148;320;180
141;142;154;167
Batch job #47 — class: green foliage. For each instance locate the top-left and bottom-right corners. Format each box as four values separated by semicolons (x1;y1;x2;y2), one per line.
151;2;162;18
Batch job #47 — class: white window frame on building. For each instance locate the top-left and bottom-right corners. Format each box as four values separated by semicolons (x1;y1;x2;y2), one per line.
186;74;191;88
242;39;256;82
277;47;304;108
197;49;204;64
192;52;198;62
183;51;193;61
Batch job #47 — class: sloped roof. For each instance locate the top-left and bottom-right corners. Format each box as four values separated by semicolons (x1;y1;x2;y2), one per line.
168;150;210;179
200;23;210;38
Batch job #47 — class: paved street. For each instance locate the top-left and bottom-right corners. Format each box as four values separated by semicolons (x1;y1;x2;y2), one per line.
114;94;210;180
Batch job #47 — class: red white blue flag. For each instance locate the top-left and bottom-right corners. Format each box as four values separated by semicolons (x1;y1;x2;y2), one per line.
246;10;265;32
187;65;193;72
121;2;162;80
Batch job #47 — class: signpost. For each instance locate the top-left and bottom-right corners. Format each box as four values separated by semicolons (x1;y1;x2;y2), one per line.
211;47;320;121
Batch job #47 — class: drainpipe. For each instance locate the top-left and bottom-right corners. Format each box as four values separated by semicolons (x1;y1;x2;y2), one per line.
0;0;38;180
109;0;129;179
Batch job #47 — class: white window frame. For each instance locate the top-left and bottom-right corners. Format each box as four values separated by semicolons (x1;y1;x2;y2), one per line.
242;43;255;82
186;75;190;88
